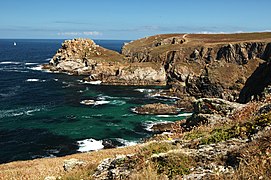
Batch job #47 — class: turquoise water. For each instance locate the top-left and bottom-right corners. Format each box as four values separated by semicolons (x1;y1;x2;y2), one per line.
0;39;189;163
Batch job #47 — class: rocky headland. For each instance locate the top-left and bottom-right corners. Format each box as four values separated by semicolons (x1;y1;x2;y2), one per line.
2;32;271;179
43;38;166;86
43;33;271;111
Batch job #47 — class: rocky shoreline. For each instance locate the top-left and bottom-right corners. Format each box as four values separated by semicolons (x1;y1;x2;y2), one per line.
2;32;271;179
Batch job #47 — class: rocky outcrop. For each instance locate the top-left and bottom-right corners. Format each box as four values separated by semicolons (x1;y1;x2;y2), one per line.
122;33;271;107
183;98;245;129
44;33;271;107
93;154;135;179
43;38;166;86
134;103;179;115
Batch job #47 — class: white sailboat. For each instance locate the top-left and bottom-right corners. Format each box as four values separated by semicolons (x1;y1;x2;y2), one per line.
13;42;16;46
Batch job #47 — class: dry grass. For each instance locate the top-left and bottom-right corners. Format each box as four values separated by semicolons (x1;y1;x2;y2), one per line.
0;145;140;180
187;32;271;43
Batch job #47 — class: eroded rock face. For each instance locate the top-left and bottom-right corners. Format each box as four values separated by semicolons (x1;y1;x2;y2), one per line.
134;103;179;115
122;33;271;105
238;62;271;103
44;33;271;107
44;38;167;86
183;98;245;128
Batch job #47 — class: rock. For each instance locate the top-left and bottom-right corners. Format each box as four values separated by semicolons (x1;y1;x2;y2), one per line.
238;62;271;103
257;103;271;115
134;103;179;115
63;158;85;171
193;98;242;116
93;154;135;180
151;122;175;132
102;139;117;149
44;38;167;86
176;96;196;112
182;98;245;129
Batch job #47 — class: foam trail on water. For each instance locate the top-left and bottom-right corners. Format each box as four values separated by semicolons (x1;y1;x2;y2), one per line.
25;62;39;65
0;61;21;65
26;79;46;82
156;113;193;118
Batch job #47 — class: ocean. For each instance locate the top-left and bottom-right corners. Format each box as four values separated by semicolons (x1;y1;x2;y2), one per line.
0;39;189;163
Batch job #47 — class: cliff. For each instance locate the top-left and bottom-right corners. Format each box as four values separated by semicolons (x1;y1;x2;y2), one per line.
122;32;271;109
43;38;166;86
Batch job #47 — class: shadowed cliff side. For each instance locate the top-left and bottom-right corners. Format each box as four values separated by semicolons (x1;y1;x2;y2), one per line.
238;61;271;103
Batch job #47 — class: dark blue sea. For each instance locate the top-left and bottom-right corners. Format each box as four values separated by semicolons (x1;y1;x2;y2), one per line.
0;39;189;164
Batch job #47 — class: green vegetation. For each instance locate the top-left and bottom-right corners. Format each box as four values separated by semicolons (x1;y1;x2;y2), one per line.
185;112;271;145
154;153;195;178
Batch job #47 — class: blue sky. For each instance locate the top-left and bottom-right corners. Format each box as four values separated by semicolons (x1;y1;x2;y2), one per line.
0;0;270;40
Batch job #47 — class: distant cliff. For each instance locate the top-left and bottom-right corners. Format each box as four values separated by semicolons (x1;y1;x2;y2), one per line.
44;33;271;108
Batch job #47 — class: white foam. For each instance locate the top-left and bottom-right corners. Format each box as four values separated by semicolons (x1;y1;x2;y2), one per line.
77;138;104;152
26;79;46;82
130;108;139;113
29;65;43;71
45;58;52;61
0;61;21;65
149;93;180;100
80;100;95;105
80;100;110;106
26;79;39;82
122;113;135;117
26;108;41;115
95;100;110;105
25;62;39;65
83;80;102;85
156;113;193;118
110;100;126;106
134;88;155;93
0;106;45;119
53;78;59;81
156;115;171;118
115;138;137;147
178;112;193;117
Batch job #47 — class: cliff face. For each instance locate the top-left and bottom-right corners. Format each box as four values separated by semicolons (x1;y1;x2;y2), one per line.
238;61;271;103
122;33;271;105
44;33;271;107
44;38;167;86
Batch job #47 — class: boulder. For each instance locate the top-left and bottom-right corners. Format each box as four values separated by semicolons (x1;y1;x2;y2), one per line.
134;103;179;115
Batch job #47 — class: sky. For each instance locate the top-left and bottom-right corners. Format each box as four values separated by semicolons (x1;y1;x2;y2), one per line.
0;0;271;40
